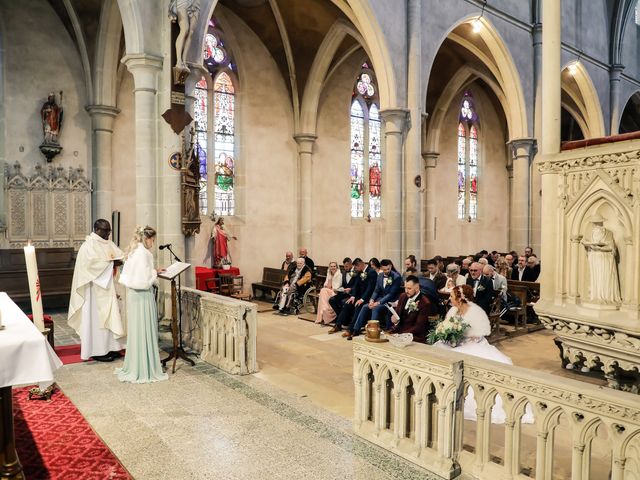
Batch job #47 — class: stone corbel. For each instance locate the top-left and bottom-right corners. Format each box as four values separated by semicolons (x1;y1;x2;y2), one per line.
421;151;439;169
507;138;538;164
380;108;411;138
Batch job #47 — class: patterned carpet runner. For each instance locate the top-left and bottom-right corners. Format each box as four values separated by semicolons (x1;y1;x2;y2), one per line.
13;386;131;479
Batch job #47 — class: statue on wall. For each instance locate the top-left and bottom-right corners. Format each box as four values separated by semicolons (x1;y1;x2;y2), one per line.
169;0;200;78
181;128;202;236
39;91;63;162
209;214;236;268
582;214;622;304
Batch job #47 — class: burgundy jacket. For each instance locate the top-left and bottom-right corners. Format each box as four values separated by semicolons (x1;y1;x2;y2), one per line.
389;292;431;343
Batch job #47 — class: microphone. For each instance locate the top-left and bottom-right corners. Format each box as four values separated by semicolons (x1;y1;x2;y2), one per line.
159;243;172;250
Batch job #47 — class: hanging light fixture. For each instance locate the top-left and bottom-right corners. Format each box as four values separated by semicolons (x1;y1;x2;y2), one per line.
472;0;487;33
568;52;582;76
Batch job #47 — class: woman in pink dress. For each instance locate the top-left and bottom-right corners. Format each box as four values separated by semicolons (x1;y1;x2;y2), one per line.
316;262;342;324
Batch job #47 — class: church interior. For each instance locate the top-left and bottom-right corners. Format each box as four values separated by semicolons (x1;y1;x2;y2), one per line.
2;0;640;479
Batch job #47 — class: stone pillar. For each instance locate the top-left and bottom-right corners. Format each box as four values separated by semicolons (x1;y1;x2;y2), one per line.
86;105;120;222
569;234;583;301
536;431;548;480
293;134;317;250
507;138;537;252
609;64;625;135
422;151;439;257
380;109;409;266
405;0;422;258
539;0;562;301
531;18;543;255
121;54;163;227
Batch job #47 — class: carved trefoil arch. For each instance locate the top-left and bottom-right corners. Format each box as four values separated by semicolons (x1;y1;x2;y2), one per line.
4;161;92;248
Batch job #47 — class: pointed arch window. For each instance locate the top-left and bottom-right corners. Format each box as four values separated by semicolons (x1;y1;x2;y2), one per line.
198;19;237;216
350;63;382;219
456;92;479;221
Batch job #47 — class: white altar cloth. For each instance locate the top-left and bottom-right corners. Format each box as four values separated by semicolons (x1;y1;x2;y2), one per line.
0;292;62;388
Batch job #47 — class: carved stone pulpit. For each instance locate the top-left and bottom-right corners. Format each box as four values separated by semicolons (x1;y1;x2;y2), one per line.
535;143;640;392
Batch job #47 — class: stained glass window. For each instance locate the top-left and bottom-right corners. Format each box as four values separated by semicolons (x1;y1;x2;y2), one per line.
195;77;208;215
350;101;365;218
368;104;382;218
457;123;466;219
457;92;479;221
213;73;235;216
350;62;382;219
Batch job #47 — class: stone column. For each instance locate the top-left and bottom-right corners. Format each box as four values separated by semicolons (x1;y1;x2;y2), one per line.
380;109;409;266
293;134;317;251
609;64;625;135
507;139;537;252
539;0;562;301
536;431;548;480
86;105;120;221
405;0;422;258
422;151;438;257
569;234;583;301
121;54;163;227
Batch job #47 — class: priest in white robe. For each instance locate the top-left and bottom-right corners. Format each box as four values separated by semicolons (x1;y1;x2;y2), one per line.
68;219;126;361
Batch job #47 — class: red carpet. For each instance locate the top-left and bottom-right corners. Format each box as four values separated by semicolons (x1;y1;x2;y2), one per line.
54;344;83;365
13;386;131;479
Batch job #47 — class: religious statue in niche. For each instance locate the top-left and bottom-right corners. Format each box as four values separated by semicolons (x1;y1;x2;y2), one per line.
169;0;200;83
582;214;622;304
181;128;202;236
39;91;63;162
209;214;237;268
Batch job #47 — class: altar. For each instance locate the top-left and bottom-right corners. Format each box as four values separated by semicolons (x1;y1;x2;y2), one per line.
0;292;62;479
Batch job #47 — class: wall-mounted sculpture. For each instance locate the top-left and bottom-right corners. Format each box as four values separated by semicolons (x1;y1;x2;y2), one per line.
582;214;622;304
39;92;64;162
181;128;202;236
169;0;200;83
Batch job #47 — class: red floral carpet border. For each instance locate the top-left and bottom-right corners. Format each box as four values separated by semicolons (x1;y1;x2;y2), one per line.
13;386;131;479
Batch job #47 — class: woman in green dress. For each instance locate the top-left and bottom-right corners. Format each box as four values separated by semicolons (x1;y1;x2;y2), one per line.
116;226;168;383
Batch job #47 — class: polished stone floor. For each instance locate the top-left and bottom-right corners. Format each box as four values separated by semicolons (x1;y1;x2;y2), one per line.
46;304;606;479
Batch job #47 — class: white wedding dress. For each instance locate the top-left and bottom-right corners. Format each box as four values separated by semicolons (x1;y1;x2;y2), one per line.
436;303;534;424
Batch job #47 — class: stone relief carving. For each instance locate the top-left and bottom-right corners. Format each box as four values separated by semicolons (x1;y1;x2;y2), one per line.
538;149;640;173
4;161;91;248
582;214;622;304
540;316;640;352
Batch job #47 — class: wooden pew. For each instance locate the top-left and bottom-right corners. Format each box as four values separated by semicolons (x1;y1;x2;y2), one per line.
251;267;286;300
0;248;75;309
506;280;542;334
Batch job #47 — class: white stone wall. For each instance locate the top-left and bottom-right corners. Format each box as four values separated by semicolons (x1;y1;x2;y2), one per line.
0;0;89;174
429;84;509;256
111;70;136;248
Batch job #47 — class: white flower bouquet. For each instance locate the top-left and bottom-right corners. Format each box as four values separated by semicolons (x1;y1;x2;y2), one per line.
427;315;470;346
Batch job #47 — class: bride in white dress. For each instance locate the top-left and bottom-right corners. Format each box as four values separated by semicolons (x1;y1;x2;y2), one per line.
435;285;533;424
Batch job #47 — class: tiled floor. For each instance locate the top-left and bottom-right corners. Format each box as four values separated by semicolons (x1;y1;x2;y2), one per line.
46;305;605;479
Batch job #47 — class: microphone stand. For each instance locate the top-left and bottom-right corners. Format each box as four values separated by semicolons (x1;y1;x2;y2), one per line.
161;245;195;373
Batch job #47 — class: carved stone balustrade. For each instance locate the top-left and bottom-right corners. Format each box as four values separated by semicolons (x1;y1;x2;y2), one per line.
180;287;257;375
353;339;640;479
535;141;640;391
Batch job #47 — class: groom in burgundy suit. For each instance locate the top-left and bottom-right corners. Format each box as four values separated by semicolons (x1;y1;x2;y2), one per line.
387;275;432;343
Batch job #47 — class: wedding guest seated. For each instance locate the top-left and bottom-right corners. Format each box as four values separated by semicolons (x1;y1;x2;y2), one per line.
275;258;312;314
298;248;315;272
315;261;342;325
478;257;489;266
526;255;540;281
345;259;401;339
524;246;533;258
281;251;294;271
328;257;358;318
466;262;495;314
425;259;447;290
489;250;500;266
483;264;507;301
511;255;535;281
329;258;377;334
403;255;422;279
504;253;515;269
440;263;466;293
495;257;512;280
460;257;472;277
387;275;431;343
434;255;446;273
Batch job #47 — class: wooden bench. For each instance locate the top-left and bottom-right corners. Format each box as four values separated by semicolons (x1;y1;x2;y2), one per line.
251;267;286;300
0;247;75;309
506;280;542;335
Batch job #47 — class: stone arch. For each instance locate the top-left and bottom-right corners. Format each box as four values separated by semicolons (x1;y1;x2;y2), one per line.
619;90;640;134
115;0;144;54
425;15;528;149
569;187;632;239
94;0;123;107
561;62;606;139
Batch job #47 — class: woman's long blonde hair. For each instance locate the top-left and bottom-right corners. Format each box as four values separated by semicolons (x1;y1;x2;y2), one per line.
125;225;156;259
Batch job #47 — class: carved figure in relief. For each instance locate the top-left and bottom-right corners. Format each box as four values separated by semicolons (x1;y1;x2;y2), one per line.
169;0;200;70
41;92;63;144
582;214;622;304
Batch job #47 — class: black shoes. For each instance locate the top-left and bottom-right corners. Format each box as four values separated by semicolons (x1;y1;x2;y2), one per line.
92;354;114;362
108;351;123;359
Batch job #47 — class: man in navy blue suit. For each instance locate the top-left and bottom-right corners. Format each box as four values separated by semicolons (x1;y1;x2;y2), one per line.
329;258;378;334
345;258;402;339
328;257;359;318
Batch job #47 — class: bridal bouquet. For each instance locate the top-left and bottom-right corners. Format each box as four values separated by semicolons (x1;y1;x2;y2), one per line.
427;315;470;347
